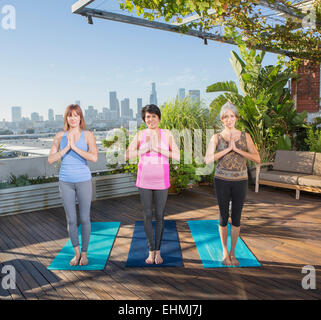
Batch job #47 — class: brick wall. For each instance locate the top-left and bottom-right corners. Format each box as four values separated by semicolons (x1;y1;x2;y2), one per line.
291;60;320;113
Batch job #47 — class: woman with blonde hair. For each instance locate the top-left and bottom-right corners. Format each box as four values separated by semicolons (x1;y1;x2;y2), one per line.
205;102;260;266
48;104;98;266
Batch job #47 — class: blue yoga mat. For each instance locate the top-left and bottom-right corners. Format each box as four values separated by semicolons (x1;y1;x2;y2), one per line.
48;222;120;270
126;220;183;267
188;220;261;268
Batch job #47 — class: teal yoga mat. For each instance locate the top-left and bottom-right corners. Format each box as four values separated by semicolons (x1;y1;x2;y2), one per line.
48;222;120;270
188;220;261;268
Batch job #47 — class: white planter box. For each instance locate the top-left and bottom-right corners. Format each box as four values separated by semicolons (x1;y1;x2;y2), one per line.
0;173;138;216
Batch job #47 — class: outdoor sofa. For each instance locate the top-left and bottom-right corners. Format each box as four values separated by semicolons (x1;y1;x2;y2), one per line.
255;150;321;199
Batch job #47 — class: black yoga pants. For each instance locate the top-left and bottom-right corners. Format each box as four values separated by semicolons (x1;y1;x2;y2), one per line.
138;187;168;251
214;178;248;227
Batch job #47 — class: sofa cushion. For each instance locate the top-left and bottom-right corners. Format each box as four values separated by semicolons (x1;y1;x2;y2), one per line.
298;175;321;188
259;170;303;185
313;152;321;176
273;150;315;174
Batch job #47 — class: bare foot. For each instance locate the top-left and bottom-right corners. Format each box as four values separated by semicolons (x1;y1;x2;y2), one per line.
69;254;80;266
79;253;89;266
154;250;163;265
222;253;232;266
145;251;155;264
230;256;240;266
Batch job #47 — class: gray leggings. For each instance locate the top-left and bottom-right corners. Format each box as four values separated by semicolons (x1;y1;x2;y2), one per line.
59;180;92;252
138;188;168;251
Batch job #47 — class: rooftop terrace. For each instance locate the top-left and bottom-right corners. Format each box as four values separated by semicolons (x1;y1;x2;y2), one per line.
0;185;320;300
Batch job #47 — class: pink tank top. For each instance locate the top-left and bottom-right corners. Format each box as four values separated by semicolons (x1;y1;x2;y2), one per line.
136;129;170;190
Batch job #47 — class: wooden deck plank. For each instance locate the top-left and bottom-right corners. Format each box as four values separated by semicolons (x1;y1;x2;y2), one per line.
0;222;41;300
23;209;112;300
0;216;63;300
0;186;320;300
7;212;88;300
35;205;142;300
9;209;94;300
110;196;281;299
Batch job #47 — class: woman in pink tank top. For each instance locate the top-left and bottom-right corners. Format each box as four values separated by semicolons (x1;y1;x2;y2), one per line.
126;104;180;265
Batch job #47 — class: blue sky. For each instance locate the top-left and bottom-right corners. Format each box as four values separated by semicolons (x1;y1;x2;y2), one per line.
0;0;279;121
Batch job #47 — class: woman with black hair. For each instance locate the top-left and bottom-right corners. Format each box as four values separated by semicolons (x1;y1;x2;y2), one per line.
126;104;180;264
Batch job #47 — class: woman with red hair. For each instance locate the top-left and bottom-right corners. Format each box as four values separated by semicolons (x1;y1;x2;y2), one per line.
48;104;98;266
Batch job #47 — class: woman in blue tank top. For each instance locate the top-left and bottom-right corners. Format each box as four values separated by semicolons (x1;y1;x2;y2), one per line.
48;104;98;266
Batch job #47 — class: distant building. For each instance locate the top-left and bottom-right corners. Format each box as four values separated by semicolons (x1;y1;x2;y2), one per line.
178;88;185;100
188;90;201;103
75;100;81;106
85;106;98;124
31;112;40;122
136;98;143;120
102;108;109;121
55;114;64;122
121;98;132;120
109;91;120;120
11;106;22;122
48;109;54;121
149;82;158;105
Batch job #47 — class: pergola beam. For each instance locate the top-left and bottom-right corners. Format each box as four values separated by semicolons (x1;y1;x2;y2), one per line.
71;0;94;14
77;7;235;44
259;0;306;20
71;2;313;59
259;0;320;27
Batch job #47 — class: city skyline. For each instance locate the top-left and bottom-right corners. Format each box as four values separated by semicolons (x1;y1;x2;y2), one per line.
0;0;279;122
6;85;202;123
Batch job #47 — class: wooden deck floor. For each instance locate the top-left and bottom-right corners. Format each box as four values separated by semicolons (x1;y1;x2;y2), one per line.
1;185;321;300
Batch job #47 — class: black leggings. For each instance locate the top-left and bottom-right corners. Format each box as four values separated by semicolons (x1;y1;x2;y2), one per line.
138;188;168;251
214;178;248;227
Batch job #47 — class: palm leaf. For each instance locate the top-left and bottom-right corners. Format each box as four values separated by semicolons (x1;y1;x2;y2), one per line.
206;81;238;94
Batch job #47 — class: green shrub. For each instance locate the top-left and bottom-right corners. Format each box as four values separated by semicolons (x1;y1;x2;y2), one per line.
305;128;321;152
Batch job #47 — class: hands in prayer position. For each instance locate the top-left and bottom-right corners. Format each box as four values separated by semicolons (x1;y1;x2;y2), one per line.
227;133;239;153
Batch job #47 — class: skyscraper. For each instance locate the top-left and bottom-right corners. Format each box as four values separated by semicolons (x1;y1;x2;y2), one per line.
85;106;98;123
109;91;120;120
11;106;22;122
102;107;108;121
188;90;201;104
31;112;40;122
149;82;158;105
136;98;143;119
121;98;131;120
178;88;185;100
48;109;54;121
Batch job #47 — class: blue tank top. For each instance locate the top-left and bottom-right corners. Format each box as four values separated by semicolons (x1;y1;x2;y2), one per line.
59;130;92;183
